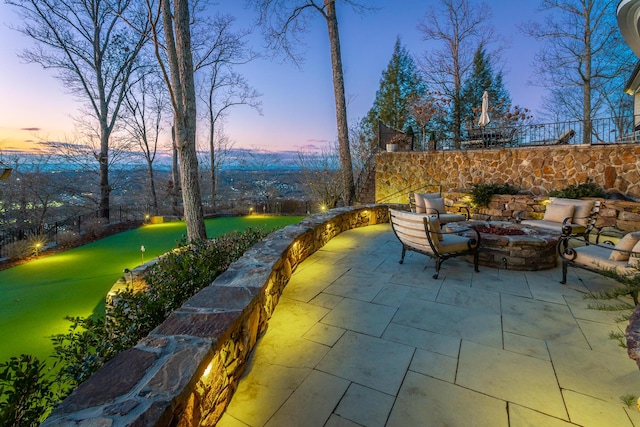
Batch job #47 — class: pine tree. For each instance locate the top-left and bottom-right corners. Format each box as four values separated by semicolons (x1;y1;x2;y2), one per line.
362;37;428;145
460;46;511;131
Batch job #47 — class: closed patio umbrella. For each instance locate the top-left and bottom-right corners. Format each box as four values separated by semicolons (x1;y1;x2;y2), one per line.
478;90;491;127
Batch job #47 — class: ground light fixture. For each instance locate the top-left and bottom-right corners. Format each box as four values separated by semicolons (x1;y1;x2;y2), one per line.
140;245;146;263
123;268;132;284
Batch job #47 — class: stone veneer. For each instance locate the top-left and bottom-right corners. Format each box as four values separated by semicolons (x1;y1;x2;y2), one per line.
375;145;640;232
375;144;640;202
439;193;640;232
42;205;390;426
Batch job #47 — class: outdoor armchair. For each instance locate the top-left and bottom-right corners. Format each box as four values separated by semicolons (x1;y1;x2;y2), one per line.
516;197;600;240
389;208;480;279
409;192;469;224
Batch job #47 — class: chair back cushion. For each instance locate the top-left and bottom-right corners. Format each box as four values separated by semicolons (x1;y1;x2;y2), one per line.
543;203;574;223
414;192;441;214
552;198;595;226
423;197;447;215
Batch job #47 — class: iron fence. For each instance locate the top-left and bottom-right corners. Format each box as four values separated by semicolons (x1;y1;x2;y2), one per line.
0;206;139;259
433;115;639;150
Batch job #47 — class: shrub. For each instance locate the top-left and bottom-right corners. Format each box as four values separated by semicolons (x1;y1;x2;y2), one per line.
51;227;270;392
0;355;56;427
80;218;105;239
470;183;519;207
549;179;605;199
55;230;80;248
3;240;32;260
2;235;47;260
2;227;273;421
51;316;122;389
584;268;638;348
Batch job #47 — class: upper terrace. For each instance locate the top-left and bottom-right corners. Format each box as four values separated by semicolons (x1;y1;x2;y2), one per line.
380;114;640;152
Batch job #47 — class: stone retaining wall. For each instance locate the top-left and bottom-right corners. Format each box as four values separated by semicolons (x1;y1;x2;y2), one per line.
438;192;640;232
375;144;640;203
375;144;640;232
43;205;390;426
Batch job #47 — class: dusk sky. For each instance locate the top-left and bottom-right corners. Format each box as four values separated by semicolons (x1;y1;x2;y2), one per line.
0;1;547;155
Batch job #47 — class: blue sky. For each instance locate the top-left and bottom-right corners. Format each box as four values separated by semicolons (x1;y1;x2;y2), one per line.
0;0;543;154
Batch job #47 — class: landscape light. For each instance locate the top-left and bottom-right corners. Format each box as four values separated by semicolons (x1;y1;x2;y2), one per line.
202;360;214;379
123;268;132;284
144;214;150;223
141;245;146;263
34;242;42;257
320;204;327;212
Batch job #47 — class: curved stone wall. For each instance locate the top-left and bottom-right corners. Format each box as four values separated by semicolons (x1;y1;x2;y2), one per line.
43;206;390;426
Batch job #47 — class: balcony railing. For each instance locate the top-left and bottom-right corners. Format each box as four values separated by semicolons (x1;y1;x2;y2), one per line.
432;115;639;150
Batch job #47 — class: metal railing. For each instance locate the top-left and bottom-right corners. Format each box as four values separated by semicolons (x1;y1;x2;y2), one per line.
434;115;639;150
0;206;138;259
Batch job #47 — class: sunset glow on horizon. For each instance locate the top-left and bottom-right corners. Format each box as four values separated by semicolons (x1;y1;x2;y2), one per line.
1;0;546;157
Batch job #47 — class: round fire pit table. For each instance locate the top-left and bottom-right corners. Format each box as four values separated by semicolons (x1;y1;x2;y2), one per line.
445;220;560;271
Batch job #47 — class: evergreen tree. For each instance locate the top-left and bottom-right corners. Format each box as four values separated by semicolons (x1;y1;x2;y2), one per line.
362;37;428;146
460;46;511;130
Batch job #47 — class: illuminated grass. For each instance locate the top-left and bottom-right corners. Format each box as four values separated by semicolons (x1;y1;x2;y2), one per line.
0;215;303;363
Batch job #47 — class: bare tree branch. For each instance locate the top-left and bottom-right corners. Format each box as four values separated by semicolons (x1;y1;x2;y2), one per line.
8;0;149;219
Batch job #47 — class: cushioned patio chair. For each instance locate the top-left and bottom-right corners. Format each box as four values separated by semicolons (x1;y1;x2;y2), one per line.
389;208;481;279
516;197;600;240
559;232;640;305
409;192;469;224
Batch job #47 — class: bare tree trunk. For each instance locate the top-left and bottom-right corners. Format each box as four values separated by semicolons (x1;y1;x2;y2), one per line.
325;0;354;205
161;0;206;241
583;13;592;145
208;84;217;211
146;156;159;215
8;0;147;224
98;130;110;220
209;139;216;211
170;127;180;214
452;39;462;149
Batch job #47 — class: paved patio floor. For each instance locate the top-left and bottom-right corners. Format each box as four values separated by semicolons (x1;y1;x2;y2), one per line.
219;223;640;426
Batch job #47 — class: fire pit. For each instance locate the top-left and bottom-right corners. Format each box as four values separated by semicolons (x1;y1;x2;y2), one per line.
446;221;560;271
471;225;526;236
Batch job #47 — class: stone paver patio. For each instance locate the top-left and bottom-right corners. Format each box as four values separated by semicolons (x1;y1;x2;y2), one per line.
219;223;640;426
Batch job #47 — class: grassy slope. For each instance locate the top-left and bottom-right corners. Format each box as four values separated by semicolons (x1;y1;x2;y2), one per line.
0;215;303;363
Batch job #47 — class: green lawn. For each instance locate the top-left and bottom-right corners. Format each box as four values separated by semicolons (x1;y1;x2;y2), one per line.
0;215;304;363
